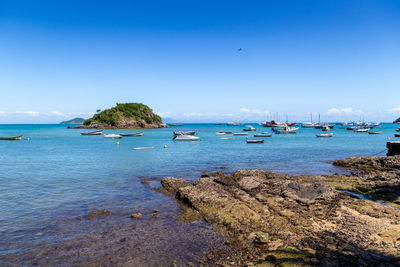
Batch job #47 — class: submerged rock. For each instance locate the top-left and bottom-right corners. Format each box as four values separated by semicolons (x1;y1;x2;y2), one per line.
130;213;142;219
88;209;113;220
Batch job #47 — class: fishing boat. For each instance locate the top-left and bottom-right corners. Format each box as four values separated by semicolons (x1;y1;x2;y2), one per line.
173;131;196;136
272;126;298;134
233;132;248;136
316;133;333;138
81;130;103;135
246;139;264;143
354;129;369;133
169;123;183;126
0;135;22;140
133;147;154;150
173;134;200;141
221;131;232;134
120;132;143;137
254;132;272;137
368;131;382;135
396;128;400;132
243;125;256;131
216;132;226;136
395;134;400;138
104;134;122;138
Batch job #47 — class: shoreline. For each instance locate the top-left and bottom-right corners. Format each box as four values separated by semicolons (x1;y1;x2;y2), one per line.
1;154;399;266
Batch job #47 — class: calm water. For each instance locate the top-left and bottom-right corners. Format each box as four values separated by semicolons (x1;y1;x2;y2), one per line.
0;123;397;265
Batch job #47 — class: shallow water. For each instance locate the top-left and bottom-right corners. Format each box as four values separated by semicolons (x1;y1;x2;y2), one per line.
0;123;397;265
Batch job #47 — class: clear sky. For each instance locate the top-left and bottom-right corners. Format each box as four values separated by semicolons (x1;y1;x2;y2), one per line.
1;0;400;123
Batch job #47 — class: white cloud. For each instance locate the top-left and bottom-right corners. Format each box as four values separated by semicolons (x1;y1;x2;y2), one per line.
389;107;400;113
50;111;63;116
0;111;5;116
239;108;251;113
16;111;40;117
325;107;363;116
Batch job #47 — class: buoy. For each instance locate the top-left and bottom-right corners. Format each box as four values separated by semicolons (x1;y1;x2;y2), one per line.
388;137;390;140
117;142;120;145
246;136;248;139
164;145;167;148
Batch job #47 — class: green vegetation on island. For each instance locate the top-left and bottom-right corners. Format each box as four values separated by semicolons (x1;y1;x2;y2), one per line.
60;117;85;124
83;103;163;128
394;117;400;123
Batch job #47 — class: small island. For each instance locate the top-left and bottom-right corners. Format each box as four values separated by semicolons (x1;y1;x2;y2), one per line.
60;117;85;124
74;103;166;129
394;117;400;123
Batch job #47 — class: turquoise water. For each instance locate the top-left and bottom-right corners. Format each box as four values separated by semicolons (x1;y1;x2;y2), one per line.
0;123;397;262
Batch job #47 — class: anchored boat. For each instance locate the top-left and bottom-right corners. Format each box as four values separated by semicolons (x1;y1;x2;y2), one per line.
120;132;143;137
173;131;196;136
253;132;272;137
173;134;200;141
316;133;333;138
0;135;22;140
272;126;298;134
81;130;103;135
104;134;122;139
246;139;264;143
233;132;248;136
243;125;256;131
354;129;369;133
368;131;382;135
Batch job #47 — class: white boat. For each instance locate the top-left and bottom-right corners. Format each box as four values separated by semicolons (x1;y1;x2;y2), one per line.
316;133;333;138
243;125;256;131
216;132;226;136
272;126;299;134
354;128;369;133
301;122;315;128
233;132;248;136
173;134;200;141
104;134;122;139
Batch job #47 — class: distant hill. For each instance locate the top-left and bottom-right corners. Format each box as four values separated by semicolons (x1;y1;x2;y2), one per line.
60;117;85;124
394;117;400;123
80;103;165;129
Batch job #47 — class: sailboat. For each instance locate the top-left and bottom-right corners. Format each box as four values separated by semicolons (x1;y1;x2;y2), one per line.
302;113;315;128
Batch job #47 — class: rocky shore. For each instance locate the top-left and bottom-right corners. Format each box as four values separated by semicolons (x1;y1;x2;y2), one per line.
161;156;400;266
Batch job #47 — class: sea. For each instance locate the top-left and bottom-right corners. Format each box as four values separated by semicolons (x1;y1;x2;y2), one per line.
0;123;397;266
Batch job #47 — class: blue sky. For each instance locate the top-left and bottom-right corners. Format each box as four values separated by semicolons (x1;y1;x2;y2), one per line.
1;0;400;123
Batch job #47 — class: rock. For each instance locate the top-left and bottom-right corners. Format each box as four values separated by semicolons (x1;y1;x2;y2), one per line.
161;177;191;194
252;232;269;245
161;163;400;266
130;213;142;219
88;209;112;220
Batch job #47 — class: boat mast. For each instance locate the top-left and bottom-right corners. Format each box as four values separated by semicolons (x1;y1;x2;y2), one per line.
311;113;313;123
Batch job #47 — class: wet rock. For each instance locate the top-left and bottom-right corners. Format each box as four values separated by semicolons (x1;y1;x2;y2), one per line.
161;177;191;194
88;209;112;220
130;213;142;219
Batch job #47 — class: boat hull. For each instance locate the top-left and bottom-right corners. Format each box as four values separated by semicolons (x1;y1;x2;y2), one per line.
0;135;22;140
246;139;264;143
